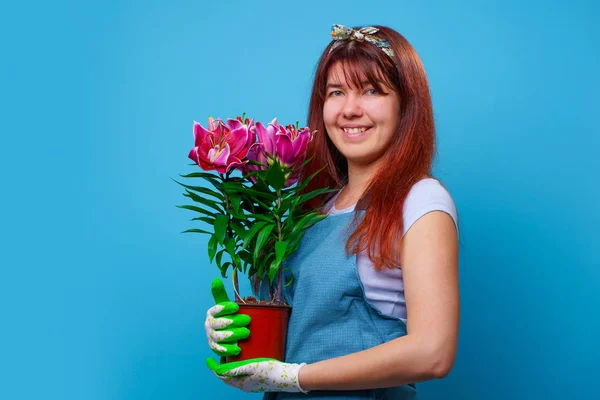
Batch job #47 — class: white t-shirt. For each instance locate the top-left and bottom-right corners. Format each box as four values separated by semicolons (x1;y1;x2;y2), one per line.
323;178;459;323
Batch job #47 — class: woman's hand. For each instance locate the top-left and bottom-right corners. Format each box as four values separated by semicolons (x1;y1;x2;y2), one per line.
205;278;250;357
206;357;308;393
205;280;307;393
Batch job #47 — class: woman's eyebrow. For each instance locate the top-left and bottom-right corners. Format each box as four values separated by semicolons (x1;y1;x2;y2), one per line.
325;83;344;90
360;80;387;87
326;80;384;90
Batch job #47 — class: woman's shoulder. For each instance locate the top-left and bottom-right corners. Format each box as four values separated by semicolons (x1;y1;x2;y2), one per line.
403;177;458;236
406;177;454;202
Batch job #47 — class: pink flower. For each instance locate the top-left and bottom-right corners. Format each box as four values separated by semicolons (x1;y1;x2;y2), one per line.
188;117;255;174
243;118;315;187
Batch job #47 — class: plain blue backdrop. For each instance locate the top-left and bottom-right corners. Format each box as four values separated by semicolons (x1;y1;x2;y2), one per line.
2;0;598;399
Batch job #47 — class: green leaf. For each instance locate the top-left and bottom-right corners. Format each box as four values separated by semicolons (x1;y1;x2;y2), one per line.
246;213;274;223
238;250;252;264
288;233;302;253
252;196;273;211
240;199;255;213
279;195;292;212
219;262;231;278
181;229;211;235
303;164;327;184
242;221;268;250
216;249;225;269
224;237;236;255
192;216;215;225
230;221;247;240
223;183;276;201
266;163;286;191
183;190;224;212
180;171;220;180
281;182;302;195
300;153;315;168
229;192;242;214
257;251;275;279
268;265;278;284
253;175;271;192
227;207;248;220
179;172;222;188
267;241;288;285
279;189;306;213
224;238;240;271
171;178;224;200
284;274;294;287
293;164;327;192
298;188;339;206
208;235;218;263
253;223;275;260
246;159;269;168
274;240;288;270
214;214;229;245
291;212;328;237
177;205;218;218
290;197;303;219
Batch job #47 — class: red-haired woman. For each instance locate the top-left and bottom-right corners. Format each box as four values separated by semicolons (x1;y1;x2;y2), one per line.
206;24;460;399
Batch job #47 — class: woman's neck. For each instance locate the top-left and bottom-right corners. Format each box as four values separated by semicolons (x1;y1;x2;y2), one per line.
335;160;380;209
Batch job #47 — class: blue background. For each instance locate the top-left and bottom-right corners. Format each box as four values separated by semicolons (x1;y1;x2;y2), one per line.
2;0;598;399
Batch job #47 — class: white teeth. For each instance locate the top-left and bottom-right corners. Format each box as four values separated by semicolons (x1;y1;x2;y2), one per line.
343;127;368;134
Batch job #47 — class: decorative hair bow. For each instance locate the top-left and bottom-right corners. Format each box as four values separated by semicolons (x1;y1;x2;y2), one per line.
329;24;395;59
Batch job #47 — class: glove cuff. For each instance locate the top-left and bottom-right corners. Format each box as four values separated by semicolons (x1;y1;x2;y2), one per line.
295;363;309;394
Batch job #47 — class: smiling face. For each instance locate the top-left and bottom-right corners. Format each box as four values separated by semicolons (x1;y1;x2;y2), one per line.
323;61;401;168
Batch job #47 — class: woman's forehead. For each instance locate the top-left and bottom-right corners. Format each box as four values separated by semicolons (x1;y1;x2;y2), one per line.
325;60;387;87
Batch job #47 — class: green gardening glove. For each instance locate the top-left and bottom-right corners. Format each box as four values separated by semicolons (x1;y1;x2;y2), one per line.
206;357;308;393
204;278;250;357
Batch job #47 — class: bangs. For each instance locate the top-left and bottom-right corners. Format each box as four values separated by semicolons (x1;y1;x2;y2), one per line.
323;41;398;97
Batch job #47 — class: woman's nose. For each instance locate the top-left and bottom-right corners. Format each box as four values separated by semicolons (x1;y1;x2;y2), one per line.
342;94;363;119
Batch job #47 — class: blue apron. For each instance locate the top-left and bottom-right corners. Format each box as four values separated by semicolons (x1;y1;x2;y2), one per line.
263;209;417;400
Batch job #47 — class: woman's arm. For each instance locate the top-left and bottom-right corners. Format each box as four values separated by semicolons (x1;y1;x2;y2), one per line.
298;210;459;391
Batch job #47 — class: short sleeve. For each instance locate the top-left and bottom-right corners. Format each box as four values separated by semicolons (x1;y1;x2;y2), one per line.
402;178;459;237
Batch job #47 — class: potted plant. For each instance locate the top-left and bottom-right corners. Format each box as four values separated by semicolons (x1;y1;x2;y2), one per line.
174;115;335;362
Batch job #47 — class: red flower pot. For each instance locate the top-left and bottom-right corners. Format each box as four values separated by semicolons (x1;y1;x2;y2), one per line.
226;303;292;362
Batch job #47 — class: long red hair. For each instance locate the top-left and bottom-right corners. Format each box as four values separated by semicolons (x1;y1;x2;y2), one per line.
300;26;436;270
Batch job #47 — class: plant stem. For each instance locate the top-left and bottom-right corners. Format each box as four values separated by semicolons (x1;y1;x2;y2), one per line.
275;188;283;304
276;268;282;304
232;268;244;303
222;174;241;302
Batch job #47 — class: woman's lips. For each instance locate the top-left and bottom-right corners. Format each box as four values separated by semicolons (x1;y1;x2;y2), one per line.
342;127;372;141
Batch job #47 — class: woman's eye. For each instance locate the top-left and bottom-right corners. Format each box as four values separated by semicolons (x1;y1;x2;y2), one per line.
329;90;343;97
365;88;379;95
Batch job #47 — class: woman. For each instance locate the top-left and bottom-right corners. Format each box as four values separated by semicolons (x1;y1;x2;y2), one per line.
205;24;459;399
